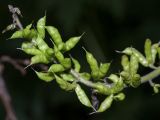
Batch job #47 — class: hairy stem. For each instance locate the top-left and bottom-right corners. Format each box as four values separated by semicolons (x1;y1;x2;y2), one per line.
70;69;96;88
71;67;160;92
141;67;160;83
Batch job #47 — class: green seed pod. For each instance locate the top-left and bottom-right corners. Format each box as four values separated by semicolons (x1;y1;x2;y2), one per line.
64;36;81;51
122;47;133;55
55;51;64;62
2;24;16;33
157;47;160;59
24;24;37;39
108;74;119;83
120;71;129;79
46;26;63;47
153;84;160;94
113;93;125;101
80;72;91;80
75;84;92;107
10;24;36;39
71;57;81;72
94;82;111;95
151;43;159;64
54;45;64;62
130;54;139;75
97;94;113;112
10;24;32;39
84;49;99;79
144;38;152;64
131;74;141;87
22;24;32;37
60;74;75;82
10;30;23;39
113;76;124;92
48;64;65;73
91;70;99;80
94;79;124;95
21;42;36;49
35;71;54;82
122;47;148;67
121;55;129;72
55;74;76;91
37;16;46;39
60;58;71;69
22;48;42;55
153;86;159;94
57;43;65;51
36;35;49;50
31;54;49;64
99;63;110;78
45;48;54;56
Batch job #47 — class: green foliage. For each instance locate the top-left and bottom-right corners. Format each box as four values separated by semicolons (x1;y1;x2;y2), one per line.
9;16;160;113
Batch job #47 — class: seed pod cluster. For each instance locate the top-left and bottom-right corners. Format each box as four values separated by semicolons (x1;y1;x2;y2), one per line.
10;24;37;39
120;54;141;87
95;92;125;113
121;39;160;68
8;15;160;114
46;26;81;51
84;48;110;80
120;39;160;87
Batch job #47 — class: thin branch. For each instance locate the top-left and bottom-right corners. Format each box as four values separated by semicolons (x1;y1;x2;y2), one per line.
0;64;17;120
8;5;23;30
141;67;160;84
0;56;26;75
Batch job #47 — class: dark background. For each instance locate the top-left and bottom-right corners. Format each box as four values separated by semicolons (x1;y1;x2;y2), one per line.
1;0;160;120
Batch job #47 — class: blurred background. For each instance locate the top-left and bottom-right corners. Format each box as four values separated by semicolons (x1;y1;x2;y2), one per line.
1;0;160;120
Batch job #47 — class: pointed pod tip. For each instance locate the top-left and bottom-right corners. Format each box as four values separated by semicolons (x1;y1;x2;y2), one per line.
24;63;32;70
82;46;87;52
16;48;23;51
115;50;123;53
80;32;86;38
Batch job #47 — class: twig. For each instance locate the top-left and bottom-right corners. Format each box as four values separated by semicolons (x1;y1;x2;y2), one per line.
0;64;17;120
0;56;26;75
8;5;23;30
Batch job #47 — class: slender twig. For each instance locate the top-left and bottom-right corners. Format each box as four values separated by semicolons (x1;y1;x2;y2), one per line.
141;67;160;84
8;5;23;30
0;56;26;75
70;67;160;91
0;64;17;120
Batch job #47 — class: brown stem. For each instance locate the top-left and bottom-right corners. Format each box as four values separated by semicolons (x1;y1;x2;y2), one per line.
0;64;17;120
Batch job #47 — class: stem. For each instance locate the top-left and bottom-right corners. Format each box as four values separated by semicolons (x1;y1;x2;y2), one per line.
141;67;160;83
70;69;96;88
71;67;160;91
